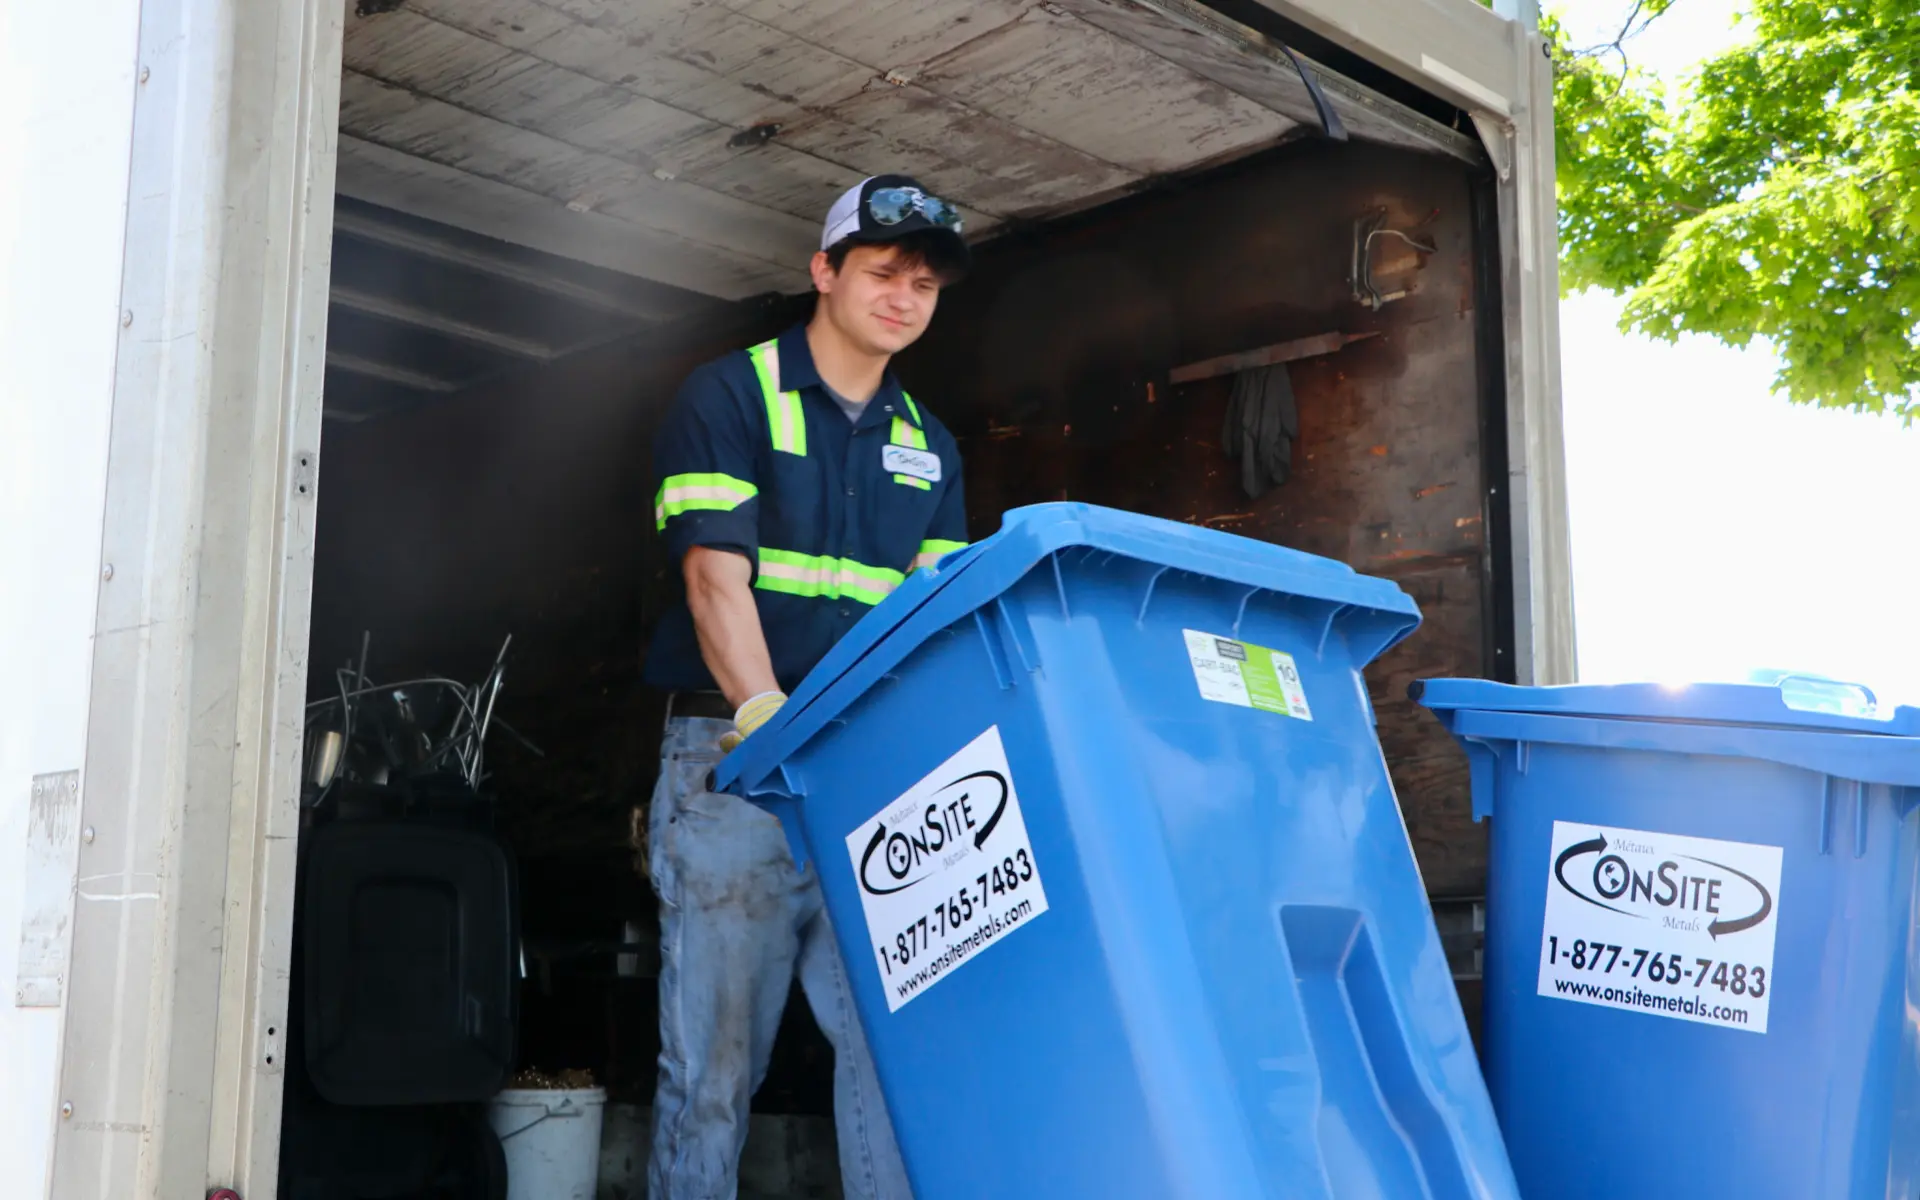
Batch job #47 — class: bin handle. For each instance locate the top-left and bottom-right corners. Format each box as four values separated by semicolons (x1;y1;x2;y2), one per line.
1773;674;1886;720
494;1098;585;1142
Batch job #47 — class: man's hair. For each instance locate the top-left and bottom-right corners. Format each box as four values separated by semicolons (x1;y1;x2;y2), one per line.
822;231;968;285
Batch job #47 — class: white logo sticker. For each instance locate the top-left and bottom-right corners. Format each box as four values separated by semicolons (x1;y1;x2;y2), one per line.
844;726;1049;1012
882;443;942;483
1538;820;1782;1033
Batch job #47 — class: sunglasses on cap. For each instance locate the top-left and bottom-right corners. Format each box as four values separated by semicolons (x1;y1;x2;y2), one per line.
868;185;963;233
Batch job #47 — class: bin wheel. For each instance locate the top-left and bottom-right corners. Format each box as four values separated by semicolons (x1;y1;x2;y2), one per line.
470;1108;508;1200
443;1106;507;1200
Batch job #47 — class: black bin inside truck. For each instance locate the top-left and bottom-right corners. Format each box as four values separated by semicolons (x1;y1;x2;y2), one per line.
294;2;1503;1192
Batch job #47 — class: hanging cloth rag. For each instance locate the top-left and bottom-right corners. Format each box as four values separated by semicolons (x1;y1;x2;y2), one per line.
1221;363;1299;500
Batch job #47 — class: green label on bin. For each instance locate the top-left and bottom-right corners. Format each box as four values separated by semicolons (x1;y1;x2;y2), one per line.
1182;630;1313;720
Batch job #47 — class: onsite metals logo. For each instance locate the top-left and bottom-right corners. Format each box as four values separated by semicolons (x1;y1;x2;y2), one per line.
1537;821;1783;1034
855;768;1010;897
1551;830;1774;940
845;726;1051;1011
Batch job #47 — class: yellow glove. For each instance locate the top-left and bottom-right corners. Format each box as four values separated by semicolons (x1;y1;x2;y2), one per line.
718;690;787;753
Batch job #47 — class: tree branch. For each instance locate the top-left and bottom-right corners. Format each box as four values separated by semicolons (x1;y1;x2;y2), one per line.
1571;0;1683;74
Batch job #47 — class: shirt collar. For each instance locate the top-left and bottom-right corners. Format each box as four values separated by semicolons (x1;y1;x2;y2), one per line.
774;324;917;431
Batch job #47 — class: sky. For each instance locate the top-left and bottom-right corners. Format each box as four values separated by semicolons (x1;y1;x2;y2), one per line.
1551;0;1920;705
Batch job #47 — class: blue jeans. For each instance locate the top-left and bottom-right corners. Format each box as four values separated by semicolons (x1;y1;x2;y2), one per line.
646;716;912;1200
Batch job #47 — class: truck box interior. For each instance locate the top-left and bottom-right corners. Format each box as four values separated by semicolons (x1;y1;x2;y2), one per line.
297;0;1505;1191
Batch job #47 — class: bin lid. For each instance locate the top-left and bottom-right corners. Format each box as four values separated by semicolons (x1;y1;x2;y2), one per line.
716;502;1421;798
1413;676;1920;737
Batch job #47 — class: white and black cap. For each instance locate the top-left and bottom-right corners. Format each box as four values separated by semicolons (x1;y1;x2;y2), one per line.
820;173;970;273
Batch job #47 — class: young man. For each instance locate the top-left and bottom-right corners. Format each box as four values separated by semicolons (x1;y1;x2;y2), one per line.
640;175;971;1199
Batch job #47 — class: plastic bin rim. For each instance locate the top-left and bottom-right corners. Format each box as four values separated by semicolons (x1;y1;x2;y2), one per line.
1413;677;1920;738
1434;706;1920;792
715;502;1421;797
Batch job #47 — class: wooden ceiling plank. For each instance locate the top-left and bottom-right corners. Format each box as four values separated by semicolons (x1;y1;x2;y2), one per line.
330;208;689;321
728;0;1036;73
913;5;1296;175
1049;0;1482;163
329;284;560;361
339;72;821;268
336;136;809;299
326;350;464;393
350;7;869;224
392;0;1128;221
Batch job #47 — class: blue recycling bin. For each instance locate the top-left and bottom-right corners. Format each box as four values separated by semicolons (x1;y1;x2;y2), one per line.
717;503;1518;1199
1418;677;1920;1199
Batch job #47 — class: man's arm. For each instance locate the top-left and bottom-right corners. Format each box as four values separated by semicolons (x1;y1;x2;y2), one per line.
652;359;776;722
684;546;779;709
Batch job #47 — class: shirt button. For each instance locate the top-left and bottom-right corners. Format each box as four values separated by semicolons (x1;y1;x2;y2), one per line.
840;608;852;618
845;485;856;496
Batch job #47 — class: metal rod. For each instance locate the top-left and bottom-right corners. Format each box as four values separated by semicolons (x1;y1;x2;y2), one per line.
1168;330;1379;384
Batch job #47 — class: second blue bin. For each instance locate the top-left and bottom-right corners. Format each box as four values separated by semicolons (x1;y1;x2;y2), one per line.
1421;676;1920;1199
718;503;1517;1200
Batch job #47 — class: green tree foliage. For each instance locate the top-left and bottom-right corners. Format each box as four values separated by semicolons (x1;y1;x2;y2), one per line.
1551;0;1920;416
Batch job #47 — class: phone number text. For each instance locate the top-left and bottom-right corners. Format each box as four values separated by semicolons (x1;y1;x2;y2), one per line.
1546;936;1767;997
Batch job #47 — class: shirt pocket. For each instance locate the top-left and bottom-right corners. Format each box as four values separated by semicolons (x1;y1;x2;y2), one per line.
757;445;827;558
873;470;943;567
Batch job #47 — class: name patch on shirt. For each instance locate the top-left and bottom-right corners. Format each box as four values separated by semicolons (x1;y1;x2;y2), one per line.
882;444;942;483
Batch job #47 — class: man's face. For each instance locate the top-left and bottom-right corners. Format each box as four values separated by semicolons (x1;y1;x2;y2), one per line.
811;243;943;356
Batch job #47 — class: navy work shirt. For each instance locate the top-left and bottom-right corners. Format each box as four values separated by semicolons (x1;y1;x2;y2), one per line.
644;325;969;694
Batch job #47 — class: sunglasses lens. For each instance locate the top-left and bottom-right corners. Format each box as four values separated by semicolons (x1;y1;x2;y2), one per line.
868;187;914;224
865;186;963;233
923;198;963;230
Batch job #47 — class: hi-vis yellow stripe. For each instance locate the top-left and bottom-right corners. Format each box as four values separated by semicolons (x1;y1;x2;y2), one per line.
755;549;904;606
748;340;807;456
890;410;930;488
654;472;757;530
889;416;927;449
911;539;967;572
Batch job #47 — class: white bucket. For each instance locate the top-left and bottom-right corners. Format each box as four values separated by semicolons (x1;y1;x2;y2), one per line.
488;1086;607;1200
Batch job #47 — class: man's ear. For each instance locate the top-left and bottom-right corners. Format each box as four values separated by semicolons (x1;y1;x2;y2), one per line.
809;249;837;294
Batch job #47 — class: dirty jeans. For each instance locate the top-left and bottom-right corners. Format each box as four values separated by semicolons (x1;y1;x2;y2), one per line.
647;716;912;1200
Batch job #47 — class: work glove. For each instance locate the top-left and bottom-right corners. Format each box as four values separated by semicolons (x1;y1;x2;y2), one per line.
718;690;787;753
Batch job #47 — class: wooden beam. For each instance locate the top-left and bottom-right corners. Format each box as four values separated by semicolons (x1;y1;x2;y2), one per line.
325;350;462;393
330;206;692;322
1050;0;1484;164
1169;330;1378;384
328;284;559;361
334;137;806;303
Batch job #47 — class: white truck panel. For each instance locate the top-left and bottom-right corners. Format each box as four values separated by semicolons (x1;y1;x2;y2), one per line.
9;1;340;1196
0;1;143;1191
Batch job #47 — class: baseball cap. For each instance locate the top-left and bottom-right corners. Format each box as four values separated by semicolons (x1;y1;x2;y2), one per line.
820;174;971;274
